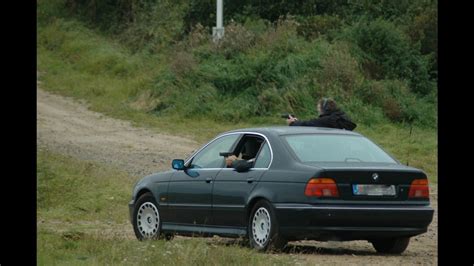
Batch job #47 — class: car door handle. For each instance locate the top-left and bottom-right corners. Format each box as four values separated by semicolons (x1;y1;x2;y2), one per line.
247;177;255;183
205;177;213;183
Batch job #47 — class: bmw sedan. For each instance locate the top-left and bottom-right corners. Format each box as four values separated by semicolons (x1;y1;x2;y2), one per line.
129;126;434;254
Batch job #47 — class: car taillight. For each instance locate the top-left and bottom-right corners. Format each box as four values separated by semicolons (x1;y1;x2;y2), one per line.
305;178;339;197
408;179;430;199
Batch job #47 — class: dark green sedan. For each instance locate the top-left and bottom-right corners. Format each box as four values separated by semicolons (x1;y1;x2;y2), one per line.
129;126;434;254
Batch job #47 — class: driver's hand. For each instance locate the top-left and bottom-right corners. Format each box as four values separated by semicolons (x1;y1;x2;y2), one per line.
225;155;238;167
286;115;298;125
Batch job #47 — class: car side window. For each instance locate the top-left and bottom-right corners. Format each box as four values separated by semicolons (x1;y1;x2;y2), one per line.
190;134;240;169
254;142;271;168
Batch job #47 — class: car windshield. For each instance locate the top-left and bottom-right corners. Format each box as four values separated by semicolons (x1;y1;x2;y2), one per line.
283;134;397;163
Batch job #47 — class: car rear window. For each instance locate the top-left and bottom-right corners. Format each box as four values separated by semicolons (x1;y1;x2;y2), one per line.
283;134;397;163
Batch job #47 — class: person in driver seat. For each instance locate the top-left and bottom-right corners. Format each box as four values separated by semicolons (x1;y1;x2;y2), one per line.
225;139;260;172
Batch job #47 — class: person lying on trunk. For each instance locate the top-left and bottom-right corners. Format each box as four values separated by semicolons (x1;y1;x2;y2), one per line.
286;98;357;131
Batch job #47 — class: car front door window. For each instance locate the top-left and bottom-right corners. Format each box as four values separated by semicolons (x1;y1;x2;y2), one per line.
191;134;240;168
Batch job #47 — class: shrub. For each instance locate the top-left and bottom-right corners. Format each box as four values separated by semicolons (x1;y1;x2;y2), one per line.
345;18;433;95
355;79;386;105
318;42;362;92
215;21;256;58
355;79;434;125
382;98;403;122
187;23;210;49
296;15;342;40
170;51;197;78
258;16;300;53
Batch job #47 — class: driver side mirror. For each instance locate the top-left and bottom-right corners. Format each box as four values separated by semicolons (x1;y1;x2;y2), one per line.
171;159;185;170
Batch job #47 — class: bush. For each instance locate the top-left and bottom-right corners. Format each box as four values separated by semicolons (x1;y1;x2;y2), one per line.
355;79;434;125
344;18;433;95
296;15;342;40
382;98;403;122
215;21;256;58
317;42;362;92
169;51;197;78
187;23;210;49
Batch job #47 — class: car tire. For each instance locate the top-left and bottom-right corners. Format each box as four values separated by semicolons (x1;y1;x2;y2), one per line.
248;200;287;251
132;192;162;241
371;237;410;254
163;233;174;241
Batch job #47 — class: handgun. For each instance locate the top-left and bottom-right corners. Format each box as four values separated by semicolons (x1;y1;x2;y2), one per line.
219;152;234;157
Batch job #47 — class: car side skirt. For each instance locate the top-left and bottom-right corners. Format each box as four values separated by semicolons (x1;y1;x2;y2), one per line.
162;223;247;238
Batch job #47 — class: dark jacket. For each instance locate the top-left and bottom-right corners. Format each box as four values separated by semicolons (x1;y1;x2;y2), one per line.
289;110;357;130
231;158;255;172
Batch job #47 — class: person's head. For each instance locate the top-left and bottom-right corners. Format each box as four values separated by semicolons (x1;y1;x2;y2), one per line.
317;97;338;115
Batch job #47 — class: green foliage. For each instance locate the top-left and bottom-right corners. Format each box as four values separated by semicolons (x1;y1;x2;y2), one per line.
296;15;343;40
344;0;414;22
117;0;187;53
343;18;434;95
404;1;438;77
38;0;437;129
355;79;436;126
216;21;257;58
183;0;350;31
317;41;362;93
61;0;187;53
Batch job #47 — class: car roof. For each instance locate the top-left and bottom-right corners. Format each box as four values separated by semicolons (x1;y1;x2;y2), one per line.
223;126;362;136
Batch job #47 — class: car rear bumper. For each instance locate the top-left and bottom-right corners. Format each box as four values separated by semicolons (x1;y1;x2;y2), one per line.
273;203;434;241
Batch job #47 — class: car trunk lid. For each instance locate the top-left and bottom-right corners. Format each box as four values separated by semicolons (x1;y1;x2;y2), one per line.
305;162;428;202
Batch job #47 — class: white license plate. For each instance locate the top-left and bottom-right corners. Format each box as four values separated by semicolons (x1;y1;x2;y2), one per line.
352;184;396;196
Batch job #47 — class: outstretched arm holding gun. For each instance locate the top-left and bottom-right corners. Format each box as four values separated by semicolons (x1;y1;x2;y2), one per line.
281;113;298;125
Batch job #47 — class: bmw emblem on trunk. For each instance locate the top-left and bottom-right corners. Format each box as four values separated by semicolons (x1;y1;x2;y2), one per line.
372;173;379;181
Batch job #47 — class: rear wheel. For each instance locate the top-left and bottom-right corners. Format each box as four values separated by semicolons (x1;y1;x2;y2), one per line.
248;200;287;251
371;237;410;254
132;192;161;240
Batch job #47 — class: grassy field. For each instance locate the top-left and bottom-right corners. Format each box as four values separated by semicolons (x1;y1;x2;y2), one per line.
37;150;298;265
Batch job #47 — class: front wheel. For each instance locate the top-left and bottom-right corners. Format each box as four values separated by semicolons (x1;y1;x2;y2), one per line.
132;192;161;240
371;237;410;254
248;200;287;251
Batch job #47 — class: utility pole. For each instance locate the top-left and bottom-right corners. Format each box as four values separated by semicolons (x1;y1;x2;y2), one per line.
212;0;224;42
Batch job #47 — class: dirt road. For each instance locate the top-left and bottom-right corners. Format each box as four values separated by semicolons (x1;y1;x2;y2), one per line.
37;89;199;177
37;88;437;265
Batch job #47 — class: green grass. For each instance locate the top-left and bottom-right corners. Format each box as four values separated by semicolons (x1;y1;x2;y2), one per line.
37;149;136;223
39;228;299;266
356;124;437;183
37;150;297;265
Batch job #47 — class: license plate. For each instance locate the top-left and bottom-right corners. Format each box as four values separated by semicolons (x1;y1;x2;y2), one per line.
352;184;396;196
